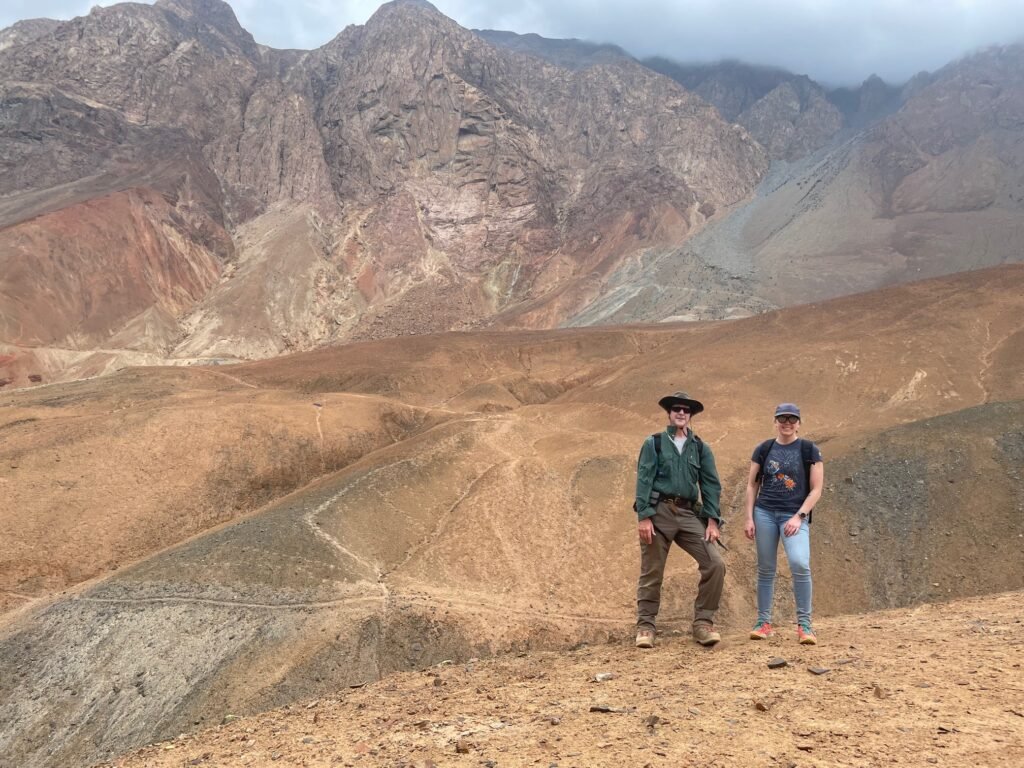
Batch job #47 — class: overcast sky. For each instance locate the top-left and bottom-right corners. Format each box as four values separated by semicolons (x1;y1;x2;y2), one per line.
3;0;1023;85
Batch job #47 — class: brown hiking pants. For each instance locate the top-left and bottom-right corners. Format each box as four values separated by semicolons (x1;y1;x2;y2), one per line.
637;499;725;631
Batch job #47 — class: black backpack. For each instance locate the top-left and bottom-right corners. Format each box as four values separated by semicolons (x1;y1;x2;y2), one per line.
753;438;818;521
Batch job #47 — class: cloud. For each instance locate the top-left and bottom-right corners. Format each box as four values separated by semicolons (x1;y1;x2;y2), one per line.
2;0;1023;85
0;0;120;24
436;0;1024;85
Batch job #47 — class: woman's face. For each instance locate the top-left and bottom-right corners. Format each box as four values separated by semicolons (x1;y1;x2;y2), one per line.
775;414;800;438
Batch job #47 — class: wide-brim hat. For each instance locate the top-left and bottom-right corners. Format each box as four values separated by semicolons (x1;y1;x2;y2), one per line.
658;391;704;415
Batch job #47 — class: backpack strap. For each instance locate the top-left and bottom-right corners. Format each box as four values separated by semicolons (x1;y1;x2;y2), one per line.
635;433;662;472
800;439;814;477
633;433;663;513
800;438;817;519
639;430;701;465
753;438;776;482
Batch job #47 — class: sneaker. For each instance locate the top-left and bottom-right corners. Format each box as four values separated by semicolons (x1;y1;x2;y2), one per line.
635;628;655;649
749;621;774;640
693;623;721;646
797;622;817;645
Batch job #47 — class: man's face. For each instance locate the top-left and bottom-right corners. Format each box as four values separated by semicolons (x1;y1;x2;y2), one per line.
668;405;691;430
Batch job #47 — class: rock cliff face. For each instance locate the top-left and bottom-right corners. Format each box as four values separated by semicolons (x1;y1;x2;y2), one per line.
644;59;844;160
0;0;769;385
0;18;61;51
737;78;843;160
829;73;907;128
609;43;1024;322
549;43;1024;328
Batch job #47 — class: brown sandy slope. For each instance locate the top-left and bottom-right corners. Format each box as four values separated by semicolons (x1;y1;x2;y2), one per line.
105;591;1024;768
1;266;1022;767
0;327;659;613
0;366;447;613
4;264;1023;613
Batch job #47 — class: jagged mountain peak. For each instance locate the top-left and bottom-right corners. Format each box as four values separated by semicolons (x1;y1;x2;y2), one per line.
317;0;469;60
155;0;235;15
153;0;257;52
364;0;451;28
0;17;61;51
643;57;812;118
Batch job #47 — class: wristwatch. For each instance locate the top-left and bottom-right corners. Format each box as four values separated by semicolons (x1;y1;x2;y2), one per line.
797;511;808;520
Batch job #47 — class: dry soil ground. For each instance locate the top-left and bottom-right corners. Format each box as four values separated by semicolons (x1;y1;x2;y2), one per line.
104;591;1024;768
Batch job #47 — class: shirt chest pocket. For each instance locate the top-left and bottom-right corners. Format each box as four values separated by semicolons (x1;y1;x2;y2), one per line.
686;453;701;480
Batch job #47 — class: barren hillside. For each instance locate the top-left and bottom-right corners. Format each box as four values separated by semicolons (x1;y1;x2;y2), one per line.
1;265;1022;767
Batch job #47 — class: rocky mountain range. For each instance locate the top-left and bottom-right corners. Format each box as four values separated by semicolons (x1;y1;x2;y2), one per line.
1;0;1021;389
0;0;766;386
563;43;1024;326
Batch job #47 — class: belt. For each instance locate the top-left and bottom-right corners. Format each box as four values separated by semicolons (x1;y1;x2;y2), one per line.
661;496;694;510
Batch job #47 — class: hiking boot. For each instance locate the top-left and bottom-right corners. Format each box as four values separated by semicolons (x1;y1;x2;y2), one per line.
797;622;817;645
749;621;774;640
692;623;721;646
635;628;655;649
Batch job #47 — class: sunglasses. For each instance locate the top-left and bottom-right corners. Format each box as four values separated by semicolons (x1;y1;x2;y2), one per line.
776;415;800;424
670;405;692;414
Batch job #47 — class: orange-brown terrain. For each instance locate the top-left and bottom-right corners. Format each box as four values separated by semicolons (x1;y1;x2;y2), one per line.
1;265;1022;767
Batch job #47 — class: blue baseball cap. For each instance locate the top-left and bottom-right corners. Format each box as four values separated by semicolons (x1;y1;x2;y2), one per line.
774;403;801;419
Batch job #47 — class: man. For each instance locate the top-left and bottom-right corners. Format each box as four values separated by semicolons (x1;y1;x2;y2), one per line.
634;391;725;648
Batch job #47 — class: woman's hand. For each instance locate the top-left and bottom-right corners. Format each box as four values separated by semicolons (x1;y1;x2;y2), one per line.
783;514;803;537
744;518;755;540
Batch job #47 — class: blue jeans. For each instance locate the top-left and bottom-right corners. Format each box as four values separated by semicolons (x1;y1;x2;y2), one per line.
754;506;812;625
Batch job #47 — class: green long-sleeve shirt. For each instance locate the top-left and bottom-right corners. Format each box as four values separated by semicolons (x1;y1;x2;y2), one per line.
634;426;723;523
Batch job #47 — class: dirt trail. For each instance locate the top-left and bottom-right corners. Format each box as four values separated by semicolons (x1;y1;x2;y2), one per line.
105;591;1024;768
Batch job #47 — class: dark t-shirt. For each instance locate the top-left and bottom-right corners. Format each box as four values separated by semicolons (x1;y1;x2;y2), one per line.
753;439;823;515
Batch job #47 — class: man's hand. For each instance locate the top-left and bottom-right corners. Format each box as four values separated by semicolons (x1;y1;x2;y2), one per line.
704;518;720;543
744;517;755;540
783;514;803;537
638;517;655;545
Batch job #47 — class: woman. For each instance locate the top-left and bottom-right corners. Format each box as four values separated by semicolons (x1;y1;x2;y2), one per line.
743;403;824;644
